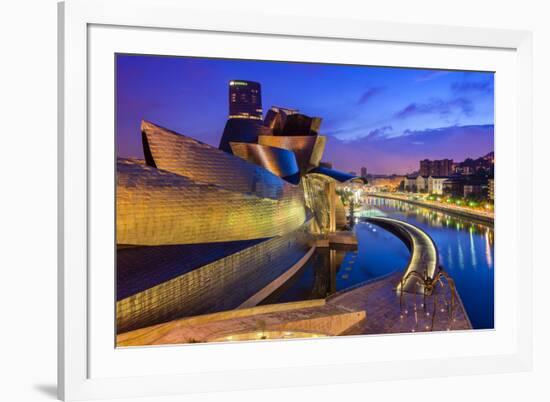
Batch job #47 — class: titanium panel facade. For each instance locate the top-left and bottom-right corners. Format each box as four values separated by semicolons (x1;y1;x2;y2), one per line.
278;113;322;136
308;165;365;183
302;173;334;234
230;142;300;184
258;135;326;174
141;120;297;200
263;107;321;136
117;219;313;333
117;239;268;300
218;118;271;154
117;158;306;245
335;195;347;229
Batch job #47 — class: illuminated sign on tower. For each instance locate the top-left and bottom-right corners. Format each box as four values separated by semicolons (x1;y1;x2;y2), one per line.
228;80;263;120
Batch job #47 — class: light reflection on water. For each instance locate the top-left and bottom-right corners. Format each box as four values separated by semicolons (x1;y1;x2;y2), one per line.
262;222;410;305
364;197;494;329
267;196;494;330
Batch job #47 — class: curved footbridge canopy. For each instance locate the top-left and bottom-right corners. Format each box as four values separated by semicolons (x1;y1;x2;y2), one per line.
365;216;439;294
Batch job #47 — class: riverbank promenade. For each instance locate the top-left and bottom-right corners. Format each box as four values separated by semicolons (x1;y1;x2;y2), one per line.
370;193;494;224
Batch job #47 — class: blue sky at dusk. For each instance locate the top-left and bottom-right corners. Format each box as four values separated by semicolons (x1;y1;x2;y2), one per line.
116;54;494;174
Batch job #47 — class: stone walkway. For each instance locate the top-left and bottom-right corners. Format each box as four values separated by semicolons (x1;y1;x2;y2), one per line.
329;271;471;335
118;271;471;346
117;300;365;346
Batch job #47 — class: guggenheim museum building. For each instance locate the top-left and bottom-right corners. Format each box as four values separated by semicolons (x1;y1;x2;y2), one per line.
116;80;364;333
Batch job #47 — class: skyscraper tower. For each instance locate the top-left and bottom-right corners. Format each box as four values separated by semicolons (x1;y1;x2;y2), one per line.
228;80;262;120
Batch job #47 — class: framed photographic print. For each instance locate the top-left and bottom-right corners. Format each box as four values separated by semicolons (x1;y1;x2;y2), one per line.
58;0;533;400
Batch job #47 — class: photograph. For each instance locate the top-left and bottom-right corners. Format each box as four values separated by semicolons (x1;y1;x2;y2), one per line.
3;0;546;401
115;54;494;347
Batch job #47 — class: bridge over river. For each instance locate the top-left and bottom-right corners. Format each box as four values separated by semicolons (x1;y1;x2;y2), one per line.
365;217;438;294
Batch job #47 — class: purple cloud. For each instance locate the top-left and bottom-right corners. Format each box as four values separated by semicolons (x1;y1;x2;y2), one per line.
415;71;451;82
326;123;394;140
357;86;386;105
365;125;393;139
451;80;494;94
395;97;474;119
323;124;494;175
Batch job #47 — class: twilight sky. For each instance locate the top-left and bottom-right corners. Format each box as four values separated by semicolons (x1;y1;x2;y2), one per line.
116;54;494;175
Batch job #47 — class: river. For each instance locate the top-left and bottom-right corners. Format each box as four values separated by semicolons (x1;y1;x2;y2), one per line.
264;196;494;330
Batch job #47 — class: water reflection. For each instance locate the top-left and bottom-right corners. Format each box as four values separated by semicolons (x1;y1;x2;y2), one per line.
457;238;465;271
485;231;493;268
263;222;409;304
268;196;494;330
362;197;494;329
261;248;343;303
469;228;477;269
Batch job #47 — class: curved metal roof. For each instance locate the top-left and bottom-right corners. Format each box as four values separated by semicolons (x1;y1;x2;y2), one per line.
308;166;366;183
229;142;300;184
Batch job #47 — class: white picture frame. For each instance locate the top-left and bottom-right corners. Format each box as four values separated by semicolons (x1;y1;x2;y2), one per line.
58;0;533;400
